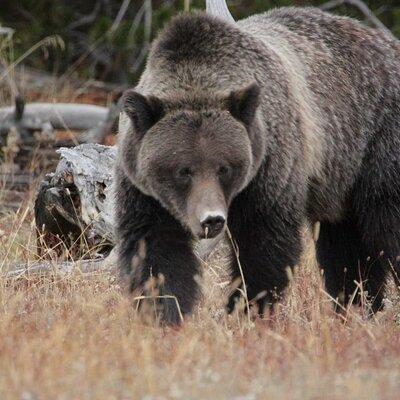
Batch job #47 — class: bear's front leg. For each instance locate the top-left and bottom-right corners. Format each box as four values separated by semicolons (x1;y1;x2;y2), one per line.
115;178;201;326
226;183;304;316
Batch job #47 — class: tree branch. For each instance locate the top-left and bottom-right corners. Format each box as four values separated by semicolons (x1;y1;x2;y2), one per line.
206;0;235;23
321;0;395;39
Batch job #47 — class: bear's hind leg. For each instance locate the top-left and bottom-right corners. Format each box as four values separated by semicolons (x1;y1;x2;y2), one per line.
316;219;387;313
354;193;400;312
349;101;400;312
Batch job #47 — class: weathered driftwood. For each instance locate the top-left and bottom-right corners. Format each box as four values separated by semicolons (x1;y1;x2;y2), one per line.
56;144;116;241
0;102;109;133
206;0;235;23
5;254;117;278
35;144;116;258
0;95;120;210
0;96;119;163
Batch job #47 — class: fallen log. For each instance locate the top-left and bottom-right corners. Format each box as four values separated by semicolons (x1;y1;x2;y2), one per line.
0;96;120;160
5;253;117;278
0;102;109;133
35;143;116;258
0;96;120;211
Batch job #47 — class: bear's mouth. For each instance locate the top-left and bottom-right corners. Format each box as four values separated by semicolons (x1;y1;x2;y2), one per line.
198;220;225;239
199;231;222;240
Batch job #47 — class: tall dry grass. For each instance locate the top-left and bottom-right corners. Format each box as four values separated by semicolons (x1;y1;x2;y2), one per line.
0;195;400;399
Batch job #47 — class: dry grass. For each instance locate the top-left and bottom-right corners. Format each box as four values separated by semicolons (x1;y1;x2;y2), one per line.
1;198;400;400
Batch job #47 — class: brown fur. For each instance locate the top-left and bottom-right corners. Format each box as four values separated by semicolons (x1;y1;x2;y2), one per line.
115;8;400;324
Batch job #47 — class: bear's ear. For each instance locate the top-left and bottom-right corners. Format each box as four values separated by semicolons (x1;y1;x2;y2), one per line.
227;82;260;127
122;90;165;137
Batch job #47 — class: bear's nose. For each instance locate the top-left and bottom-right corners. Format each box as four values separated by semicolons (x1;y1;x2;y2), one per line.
201;215;226;239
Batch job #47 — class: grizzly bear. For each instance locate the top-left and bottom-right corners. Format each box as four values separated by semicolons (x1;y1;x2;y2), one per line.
114;7;400;325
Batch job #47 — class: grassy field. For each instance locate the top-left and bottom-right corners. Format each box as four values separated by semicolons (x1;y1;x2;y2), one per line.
1;198;400;399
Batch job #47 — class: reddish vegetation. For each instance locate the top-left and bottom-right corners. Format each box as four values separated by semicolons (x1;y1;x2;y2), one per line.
1;206;400;398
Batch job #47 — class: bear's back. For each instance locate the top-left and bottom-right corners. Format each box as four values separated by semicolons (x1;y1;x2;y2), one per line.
239;8;400;221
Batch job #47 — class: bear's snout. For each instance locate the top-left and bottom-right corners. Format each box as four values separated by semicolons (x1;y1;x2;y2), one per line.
186;176;227;239
200;212;226;239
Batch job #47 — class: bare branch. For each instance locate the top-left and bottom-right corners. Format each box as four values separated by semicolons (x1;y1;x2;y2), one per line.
321;0;394;39
67;3;101;30
184;0;191;12
130;0;153;74
206;0;235;24
109;0;133;34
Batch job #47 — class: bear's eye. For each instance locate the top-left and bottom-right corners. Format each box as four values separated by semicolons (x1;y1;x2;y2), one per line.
176;167;193;184
217;165;231;178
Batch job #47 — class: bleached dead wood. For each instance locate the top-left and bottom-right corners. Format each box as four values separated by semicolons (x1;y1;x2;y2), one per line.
5;254;117;278
56;144;116;241
0;102;108;132
35;144;117;254
206;0;235;23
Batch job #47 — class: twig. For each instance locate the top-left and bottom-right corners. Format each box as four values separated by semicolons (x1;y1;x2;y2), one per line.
0;36;65;84
127;1;147;45
130;0;152;74
206;0;235;24
226;227;252;327
67;3;101;30
320;0;394;39
110;0;133;34
184;0;191;12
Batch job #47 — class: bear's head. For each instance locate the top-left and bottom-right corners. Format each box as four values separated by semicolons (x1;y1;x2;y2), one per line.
118;82;263;239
